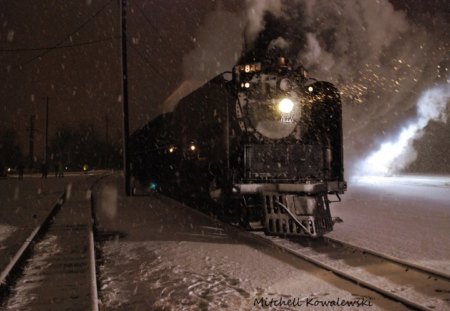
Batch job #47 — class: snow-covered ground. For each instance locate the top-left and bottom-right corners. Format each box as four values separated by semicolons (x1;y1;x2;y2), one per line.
0;177;68;268
95;176;407;310
0;176;94;273
328;174;450;275
2;174;448;310
0;225;16;250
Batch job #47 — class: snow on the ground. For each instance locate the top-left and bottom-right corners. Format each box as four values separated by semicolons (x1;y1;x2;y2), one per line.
95;177;407;310
0;177;69;270
0;225;16;250
328;174;450;275
4;234;61;310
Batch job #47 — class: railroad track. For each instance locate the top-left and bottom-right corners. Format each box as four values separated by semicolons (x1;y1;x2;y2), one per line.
0;178;99;311
250;231;450;311
116;190;450;310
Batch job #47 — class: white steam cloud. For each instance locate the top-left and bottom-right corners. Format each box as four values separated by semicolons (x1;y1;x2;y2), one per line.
164;1;280;112
268;36;291;50
245;0;283;44
358;81;450;176
163;9;244;112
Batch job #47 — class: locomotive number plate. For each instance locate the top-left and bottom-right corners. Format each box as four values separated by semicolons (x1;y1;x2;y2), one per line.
281;115;294;123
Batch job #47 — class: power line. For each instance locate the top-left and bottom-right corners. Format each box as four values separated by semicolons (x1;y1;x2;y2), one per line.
132;2;164;38
126;41;168;94
126;38;162;75
0;37;117;52
131;2;180;62
12;0;115;70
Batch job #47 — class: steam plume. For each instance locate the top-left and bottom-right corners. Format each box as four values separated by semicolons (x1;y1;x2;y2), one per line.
163;9;244;112
358;81;450;176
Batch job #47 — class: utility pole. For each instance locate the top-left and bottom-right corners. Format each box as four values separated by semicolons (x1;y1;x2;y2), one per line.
45;96;49;166
105;114;109;145
28;114;35;170
121;0;131;195
105;114;109;168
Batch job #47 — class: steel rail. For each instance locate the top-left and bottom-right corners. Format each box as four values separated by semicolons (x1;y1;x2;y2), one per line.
249;232;450;311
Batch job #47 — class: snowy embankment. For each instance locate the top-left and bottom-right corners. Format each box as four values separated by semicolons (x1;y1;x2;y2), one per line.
0;177;72;272
94;176;406;310
328;175;450;275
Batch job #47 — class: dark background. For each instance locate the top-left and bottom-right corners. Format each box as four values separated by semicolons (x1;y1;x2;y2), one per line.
0;0;448;175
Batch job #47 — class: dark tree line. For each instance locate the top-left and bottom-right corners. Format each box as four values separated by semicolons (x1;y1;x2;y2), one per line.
0;126;122;175
0;129;23;175
50;125;122;171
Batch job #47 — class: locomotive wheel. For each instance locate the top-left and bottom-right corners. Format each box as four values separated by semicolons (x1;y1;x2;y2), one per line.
239;200;251;229
239;195;264;230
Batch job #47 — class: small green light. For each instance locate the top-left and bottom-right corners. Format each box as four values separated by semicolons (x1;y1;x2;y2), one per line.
148;182;157;190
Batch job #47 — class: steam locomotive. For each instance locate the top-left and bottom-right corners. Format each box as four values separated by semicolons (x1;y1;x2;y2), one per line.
130;57;346;237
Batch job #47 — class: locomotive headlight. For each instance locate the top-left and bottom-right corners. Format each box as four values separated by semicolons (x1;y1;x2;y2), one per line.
278;98;294;113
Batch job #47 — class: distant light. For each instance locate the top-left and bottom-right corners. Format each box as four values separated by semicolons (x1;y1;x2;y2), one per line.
244;82;251;88
7;167;11;172
278;98;294;113
190;144;196;151
83;164;89;171
308;86;314;92
148;182;157;190
169;146;175;153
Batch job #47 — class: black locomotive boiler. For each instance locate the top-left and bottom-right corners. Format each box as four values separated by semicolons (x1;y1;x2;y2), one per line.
130;57;346;237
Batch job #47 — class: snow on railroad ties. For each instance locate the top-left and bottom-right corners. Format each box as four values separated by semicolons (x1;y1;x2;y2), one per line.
4;234;61;310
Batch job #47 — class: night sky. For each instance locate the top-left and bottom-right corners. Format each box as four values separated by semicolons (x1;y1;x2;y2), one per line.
1;0;449;175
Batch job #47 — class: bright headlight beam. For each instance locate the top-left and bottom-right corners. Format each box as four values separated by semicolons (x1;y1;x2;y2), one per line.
278;98;294;113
